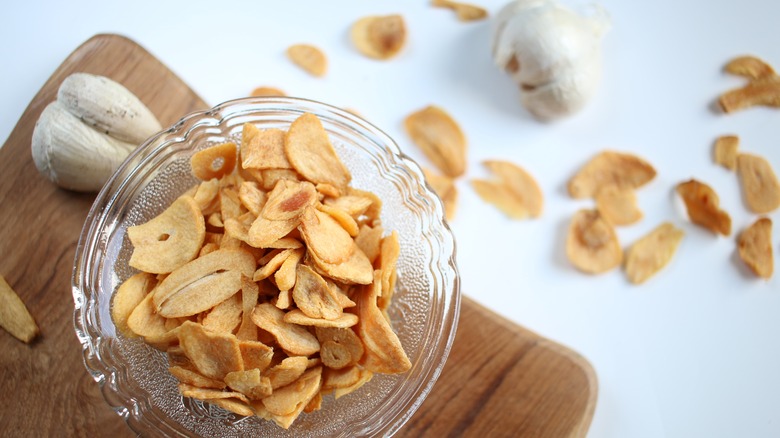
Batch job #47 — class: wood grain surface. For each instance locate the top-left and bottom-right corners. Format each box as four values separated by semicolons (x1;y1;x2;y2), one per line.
0;34;596;437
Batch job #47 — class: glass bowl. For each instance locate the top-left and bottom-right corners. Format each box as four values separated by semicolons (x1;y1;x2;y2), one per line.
72;97;461;437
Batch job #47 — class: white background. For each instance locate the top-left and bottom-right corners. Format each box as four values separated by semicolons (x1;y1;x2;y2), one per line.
2;1;779;437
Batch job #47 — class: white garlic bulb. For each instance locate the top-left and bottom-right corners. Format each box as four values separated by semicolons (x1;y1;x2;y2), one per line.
491;0;610;121
32;101;137;192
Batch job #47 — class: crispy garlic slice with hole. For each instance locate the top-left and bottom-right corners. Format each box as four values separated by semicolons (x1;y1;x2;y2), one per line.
286;44;327;77
284;113;351;190
241;124;292;170
676;179;732;236
250;303;320;356
353;271;411;374
351;15;407;60
568;151;656;199
736;153;780;214
177;321;244;380
191;142;238;181
595;186;643;226
566;209;623;274
316;327;364;369
713;135;739;170
404;105;467;178
624;222;684;284
128;195;206;274
738;217;773;279
151;248;256;318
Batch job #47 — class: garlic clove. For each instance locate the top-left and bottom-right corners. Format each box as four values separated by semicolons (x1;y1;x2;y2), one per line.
57;72;162;144
31;101;136;192
491;0;610;120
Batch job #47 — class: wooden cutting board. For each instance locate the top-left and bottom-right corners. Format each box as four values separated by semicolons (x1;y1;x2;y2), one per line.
0;34;596;437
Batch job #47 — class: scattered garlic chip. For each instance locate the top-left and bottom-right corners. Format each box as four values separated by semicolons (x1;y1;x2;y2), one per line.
676;179;732;236
568;151;656;199
738;217;774;279
286;44;327;77
351;15;407;60
0;275;39;343
471;179;527;219
483;159;543;218
725;56;776;80
719;55;780;113
423;168;458;220
250;86;286;97
713;135;739;170
432;0;488;22
566;209;622;274
595;186;642;226
736;153;780;214
127;195;206;274
624;222;684;284
404;105;467;178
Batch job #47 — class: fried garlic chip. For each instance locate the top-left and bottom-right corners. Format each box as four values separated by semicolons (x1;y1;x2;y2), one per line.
308;242;374;285
738;217;774;279
431;0;488;22
404;105;467;178
191;142;238;181
473;159;543;219
128;195;206;274
285;113;351;191
595;186;643;226
353;271;411;374
169;366;226;390
566;209;623;274
351;15;407;60
152;248;256;318
250;86;286;97
0;275;39;343
178;321;244;380
264;356;309;389
713;135;739;170
250;303;320;356
736;153;780;214
719;56;780;113
292;264;342;320
316;327;364;369
423;168;458;220
300;206;354;264
263;367;322;429
725;55;776;79
286;44;327;77
676;179;732;236
624;223;684;284
241;124;291;170
568;151;656;199
112;272;156;338
224;368;273;400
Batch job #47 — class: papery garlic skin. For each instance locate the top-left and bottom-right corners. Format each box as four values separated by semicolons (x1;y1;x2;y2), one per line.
31;101;136;192
57;73;162;144
492;0;610;121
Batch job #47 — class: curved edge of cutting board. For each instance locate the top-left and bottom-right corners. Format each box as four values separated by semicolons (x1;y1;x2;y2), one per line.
400;296;597;437
0;33;597;438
